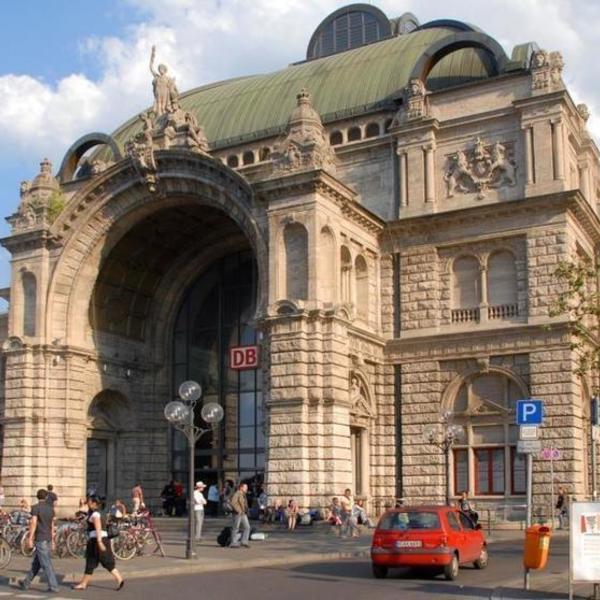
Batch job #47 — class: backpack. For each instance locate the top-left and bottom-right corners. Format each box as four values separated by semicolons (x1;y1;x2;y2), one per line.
217;526;232;547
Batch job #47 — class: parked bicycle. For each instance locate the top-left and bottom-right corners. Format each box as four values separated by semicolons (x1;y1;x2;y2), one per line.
112;510;166;560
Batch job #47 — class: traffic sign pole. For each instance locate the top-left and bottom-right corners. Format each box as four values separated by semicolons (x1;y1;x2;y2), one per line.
524;452;533;591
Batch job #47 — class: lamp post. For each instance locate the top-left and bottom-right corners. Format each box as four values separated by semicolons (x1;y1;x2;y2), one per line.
164;380;224;559
424;410;465;506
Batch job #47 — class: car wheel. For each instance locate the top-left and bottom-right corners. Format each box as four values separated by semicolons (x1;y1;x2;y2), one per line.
474;545;488;569
444;554;459;581
372;564;388;579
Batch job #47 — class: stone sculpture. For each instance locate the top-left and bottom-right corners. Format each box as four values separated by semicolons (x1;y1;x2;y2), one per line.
150;45;179;116
444;138;517;199
530;49;564;92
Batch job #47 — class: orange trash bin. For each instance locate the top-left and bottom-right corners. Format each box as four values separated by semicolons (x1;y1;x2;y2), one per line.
523;525;552;569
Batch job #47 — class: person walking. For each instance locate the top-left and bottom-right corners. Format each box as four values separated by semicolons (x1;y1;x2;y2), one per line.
19;489;59;593
230;483;251;548
131;482;145;514
339;488;355;537
193;481;207;540
556;486;568;529
73;495;124;591
46;484;58;507
286;499;299;531
207;483;220;517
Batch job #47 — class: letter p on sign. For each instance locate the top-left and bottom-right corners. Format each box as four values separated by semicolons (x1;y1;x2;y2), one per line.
516;399;543;425
229;345;260;370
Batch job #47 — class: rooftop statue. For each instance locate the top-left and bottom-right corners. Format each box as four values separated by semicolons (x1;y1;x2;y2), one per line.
150;45;179;116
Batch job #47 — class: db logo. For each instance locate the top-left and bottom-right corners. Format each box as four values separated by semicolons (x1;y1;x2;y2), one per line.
229;345;260;370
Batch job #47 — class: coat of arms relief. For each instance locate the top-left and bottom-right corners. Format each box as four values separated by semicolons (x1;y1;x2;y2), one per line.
444;137;517;200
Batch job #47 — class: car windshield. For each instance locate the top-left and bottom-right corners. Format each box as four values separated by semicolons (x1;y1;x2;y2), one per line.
379;511;441;531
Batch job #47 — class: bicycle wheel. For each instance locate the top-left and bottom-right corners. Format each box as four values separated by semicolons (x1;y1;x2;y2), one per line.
0;538;11;569
113;533;136;561
19;532;34;557
66;530;87;558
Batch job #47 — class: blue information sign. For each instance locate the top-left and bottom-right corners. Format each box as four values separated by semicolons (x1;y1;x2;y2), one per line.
516;399;543;425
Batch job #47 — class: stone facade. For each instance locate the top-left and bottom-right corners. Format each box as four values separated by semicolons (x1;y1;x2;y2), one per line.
0;6;599;518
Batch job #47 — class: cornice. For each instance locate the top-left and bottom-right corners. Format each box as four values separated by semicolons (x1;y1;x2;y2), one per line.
0;227;61;253
253;169;384;235
385;322;571;363
381;190;600;250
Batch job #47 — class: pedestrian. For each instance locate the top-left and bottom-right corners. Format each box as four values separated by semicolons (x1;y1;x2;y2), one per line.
556;486;568;529
160;479;176;516
230;482;251;548
131;482;145;514
207;482;220;517
286;499;299;531
340;488;356;537
459;491;479;524
18;489;59;593
193;481;207;540
352;499;373;528
328;497;342;526
222;479;234;515
174;480;185;516
73;494;124;591
0;478;5;509
258;488;269;522
46;484;58;506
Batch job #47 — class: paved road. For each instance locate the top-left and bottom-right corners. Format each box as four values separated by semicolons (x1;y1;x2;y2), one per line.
0;537;583;600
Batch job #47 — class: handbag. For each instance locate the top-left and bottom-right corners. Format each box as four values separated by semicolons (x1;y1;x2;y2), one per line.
106;522;120;539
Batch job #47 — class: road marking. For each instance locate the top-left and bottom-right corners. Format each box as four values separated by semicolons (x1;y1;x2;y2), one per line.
16;595;45;599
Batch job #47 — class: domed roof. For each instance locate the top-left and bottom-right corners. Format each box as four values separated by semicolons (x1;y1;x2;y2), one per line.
108;22;511;152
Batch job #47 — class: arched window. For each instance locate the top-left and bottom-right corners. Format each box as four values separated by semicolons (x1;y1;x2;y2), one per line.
340;246;352;304
451;372;525;498
347;127;361;142
259;147;271;161
227;155;239;168
319;228;336;303
283;223;308;300
487;250;518;319
22;271;36;337
242;151;255;165
329;131;343;146
452;256;480;322
355;255;369;321
365;123;380;138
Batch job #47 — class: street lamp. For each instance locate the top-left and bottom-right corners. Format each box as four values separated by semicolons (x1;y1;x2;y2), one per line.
164;380;224;559
424;410;465;506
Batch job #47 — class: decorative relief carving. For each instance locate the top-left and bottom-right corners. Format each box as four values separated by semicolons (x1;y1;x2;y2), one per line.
577;103;590;123
349;373;374;419
8;159;62;232
392;78;428;125
530;49;564;92
444;138;517;199
271;89;336;175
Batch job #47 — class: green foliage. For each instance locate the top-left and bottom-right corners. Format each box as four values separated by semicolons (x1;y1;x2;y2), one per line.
47;191;65;224
550;256;600;379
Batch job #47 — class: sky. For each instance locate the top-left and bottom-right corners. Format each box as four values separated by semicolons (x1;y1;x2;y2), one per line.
0;0;598;292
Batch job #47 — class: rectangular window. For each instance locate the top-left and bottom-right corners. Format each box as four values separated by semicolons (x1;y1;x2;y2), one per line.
453;448;468;494
511;447;526;494
475;448;505;495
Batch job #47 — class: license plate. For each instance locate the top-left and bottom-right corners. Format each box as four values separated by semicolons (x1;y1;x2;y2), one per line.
396;540;422;548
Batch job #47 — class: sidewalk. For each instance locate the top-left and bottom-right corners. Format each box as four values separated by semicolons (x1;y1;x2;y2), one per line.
2;517;569;587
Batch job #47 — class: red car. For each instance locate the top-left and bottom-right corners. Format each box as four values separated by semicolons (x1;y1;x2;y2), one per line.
370;505;488;581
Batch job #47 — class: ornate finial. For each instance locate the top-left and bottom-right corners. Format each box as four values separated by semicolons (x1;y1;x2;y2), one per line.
577;103;590;123
392;78;428;125
530;49;564;93
270;88;336;175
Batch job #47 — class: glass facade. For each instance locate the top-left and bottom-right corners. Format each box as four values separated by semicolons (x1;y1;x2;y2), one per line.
171;250;264;488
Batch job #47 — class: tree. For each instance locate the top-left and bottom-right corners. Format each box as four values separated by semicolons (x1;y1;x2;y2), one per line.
549;256;600;379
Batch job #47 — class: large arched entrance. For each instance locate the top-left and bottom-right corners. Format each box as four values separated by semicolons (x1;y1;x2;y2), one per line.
172;250;263;489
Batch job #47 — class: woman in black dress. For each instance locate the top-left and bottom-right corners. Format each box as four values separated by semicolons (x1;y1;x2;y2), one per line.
73;495;124;591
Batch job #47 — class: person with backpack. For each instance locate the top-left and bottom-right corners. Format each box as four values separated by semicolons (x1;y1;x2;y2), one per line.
229;483;251;548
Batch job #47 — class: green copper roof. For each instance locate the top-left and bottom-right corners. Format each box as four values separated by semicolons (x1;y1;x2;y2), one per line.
110;26;500;150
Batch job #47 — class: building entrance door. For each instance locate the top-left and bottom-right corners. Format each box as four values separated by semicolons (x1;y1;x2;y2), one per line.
86;438;108;497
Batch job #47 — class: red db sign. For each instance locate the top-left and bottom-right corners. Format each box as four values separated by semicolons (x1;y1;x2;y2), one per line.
229;345;260;370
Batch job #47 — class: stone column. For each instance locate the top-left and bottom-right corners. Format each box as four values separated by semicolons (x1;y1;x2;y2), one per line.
397;149;408;209
551;118;565;181
424;144;436;203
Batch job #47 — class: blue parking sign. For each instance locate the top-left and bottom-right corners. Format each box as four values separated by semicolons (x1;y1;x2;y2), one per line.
516;400;543;425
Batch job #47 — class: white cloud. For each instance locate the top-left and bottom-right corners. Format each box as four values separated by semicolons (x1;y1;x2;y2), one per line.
0;0;598;171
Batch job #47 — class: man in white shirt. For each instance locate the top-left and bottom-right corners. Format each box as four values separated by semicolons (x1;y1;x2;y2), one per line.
193;481;207;540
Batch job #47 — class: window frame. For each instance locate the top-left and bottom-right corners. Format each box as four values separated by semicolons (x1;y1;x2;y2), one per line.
474;446;505;496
